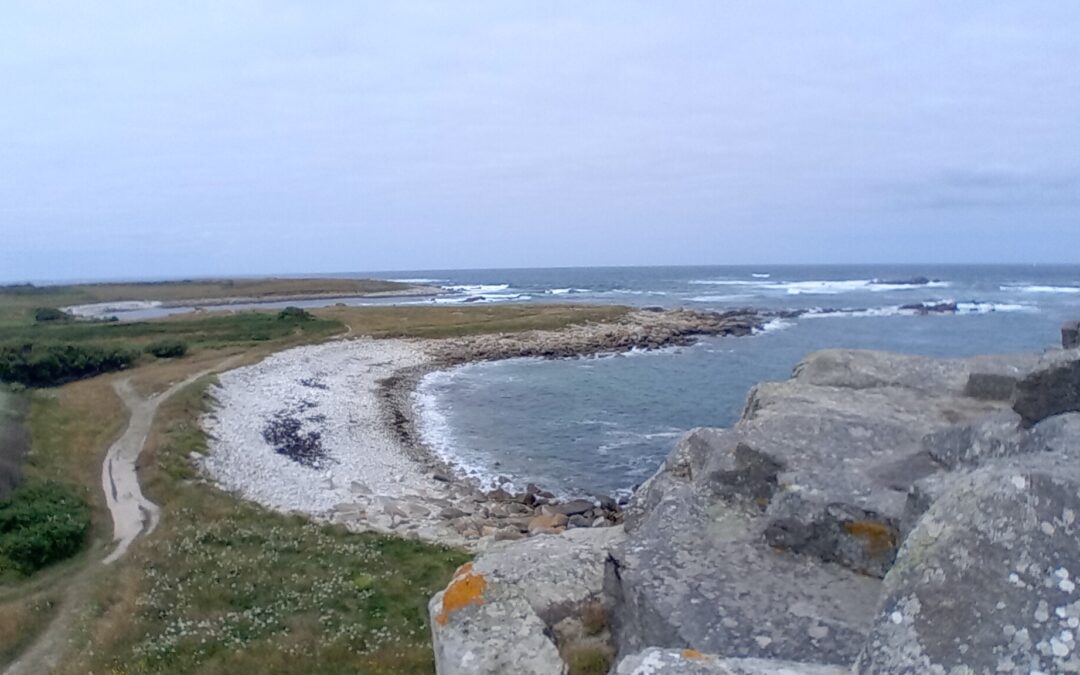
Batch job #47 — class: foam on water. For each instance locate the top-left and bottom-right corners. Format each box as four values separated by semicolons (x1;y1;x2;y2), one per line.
690;294;755;303
1003;284;1080;294
443;283;511;293
547;288;591;295
406;264;1080;496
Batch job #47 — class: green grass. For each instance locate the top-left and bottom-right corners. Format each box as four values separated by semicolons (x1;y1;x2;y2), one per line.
316;304;629;339
0;312;341;352
0;481;90;578
65;378;469;675
0;301;631;672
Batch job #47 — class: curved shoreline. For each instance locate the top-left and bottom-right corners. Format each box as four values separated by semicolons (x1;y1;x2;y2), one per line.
201;308;770;549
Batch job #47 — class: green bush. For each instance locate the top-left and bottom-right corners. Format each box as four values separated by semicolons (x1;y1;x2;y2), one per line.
33;307;72;323
0;343;137;387
145;339;188;358
277;306;314;321
0;481;90;576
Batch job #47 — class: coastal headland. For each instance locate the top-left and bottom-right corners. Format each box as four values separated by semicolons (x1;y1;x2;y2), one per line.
200;307;771;550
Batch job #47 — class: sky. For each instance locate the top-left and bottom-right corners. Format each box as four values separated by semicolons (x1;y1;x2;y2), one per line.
1;2;1079;282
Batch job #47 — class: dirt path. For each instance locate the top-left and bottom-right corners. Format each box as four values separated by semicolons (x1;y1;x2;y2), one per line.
5;362;236;675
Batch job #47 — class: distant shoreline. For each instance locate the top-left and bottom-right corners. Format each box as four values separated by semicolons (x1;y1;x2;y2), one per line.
62;284;445;319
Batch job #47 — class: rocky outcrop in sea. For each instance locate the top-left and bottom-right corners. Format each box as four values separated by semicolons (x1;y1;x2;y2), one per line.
429;322;1080;674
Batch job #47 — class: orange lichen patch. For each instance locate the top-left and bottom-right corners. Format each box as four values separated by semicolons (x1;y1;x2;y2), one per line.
681;649;713;661
435;568;487;626
844;520;898;558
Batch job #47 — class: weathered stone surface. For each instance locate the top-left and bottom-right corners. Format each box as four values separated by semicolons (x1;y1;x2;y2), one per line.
1064;320;1080;350
552;499;594;516
607;483;880;665
528;512;568;533
963;371;1019;400
430;527;625;675
789;349;970;394
431;342;1080;674
858;456;1080;674
921;408;1024;468
736;378;998;575
431;571;564;675
614;648;850;674
1013;356;1080;427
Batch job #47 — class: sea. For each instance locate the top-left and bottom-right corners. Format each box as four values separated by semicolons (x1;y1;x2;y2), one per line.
397;265;1080;498
101;264;1080;498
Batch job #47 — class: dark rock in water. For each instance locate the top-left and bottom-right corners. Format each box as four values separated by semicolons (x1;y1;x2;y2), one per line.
1064;320;1080;349
641;306;666;312
463;295;485;303
1012;357;1080;427
858;456;1080;674
899;301;957;315
875;276;933;286
964;372;1018;400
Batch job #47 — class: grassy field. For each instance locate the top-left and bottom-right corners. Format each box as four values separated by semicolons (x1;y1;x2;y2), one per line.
61;377;469;675
0;277;422;314
0;302;629;673
316;303;628;338
0;388;28;499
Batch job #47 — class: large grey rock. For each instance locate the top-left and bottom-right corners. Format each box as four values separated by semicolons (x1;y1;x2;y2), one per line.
1012;356;1080;427
921;408;1024;469
1064;320;1080;350
737;378;998;576
607;483;880;665
789;350;970;395
614;648;849;674
858;456;1080;674
430;527;624;675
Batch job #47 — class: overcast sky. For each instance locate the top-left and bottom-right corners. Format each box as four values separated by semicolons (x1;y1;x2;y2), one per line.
2;2;1078;282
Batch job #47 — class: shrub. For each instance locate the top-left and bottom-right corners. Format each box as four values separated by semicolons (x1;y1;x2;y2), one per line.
33;307;71;323
145;340;188;358
277;306;314;321
0;481;90;576
0;343;137;387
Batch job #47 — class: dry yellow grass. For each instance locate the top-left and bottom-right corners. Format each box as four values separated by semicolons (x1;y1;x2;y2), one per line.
0;588;58;664
315;303;629;339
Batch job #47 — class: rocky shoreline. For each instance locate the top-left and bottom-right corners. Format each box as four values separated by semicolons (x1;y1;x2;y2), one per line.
200;308;770;550
429;323;1080;674
376;308;770;544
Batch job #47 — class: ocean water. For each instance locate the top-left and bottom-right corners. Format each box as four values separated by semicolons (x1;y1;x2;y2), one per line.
96;264;1080;497
406;265;1080;497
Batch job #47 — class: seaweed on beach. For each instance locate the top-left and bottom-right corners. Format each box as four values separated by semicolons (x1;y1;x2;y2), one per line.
261;408;332;469
298;377;329;390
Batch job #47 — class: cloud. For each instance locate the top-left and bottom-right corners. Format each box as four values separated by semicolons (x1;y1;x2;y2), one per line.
889;167;1080;210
